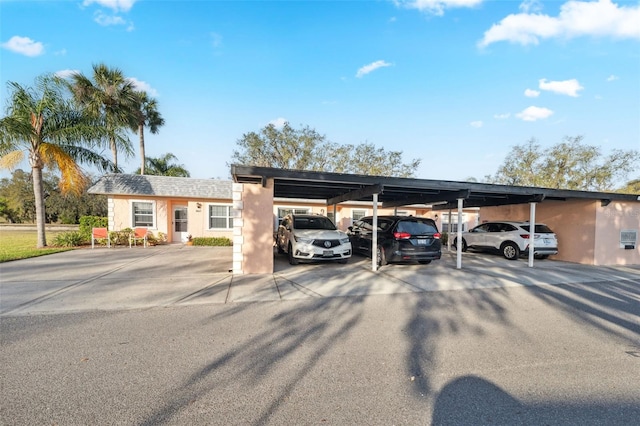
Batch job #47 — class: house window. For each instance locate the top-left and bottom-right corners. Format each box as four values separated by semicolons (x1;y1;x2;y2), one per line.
352;209;367;223
441;214;466;233
132;201;154;227
209;204;233;229
276;207;310;228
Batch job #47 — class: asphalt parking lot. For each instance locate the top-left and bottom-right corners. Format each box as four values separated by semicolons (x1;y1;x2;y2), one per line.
2;245;640;425
1;244;639;316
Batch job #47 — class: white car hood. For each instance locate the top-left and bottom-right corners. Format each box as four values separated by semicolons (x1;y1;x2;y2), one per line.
294;229;347;240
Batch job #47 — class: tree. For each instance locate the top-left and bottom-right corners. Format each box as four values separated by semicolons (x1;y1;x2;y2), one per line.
489;136;640;191
0;169;34;223
0;75;113;247
131;91;164;175
67;63;136;171
135;153;190;177
231;122;421;177
617;178;640;194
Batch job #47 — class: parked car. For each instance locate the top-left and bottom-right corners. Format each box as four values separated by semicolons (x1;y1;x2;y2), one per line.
453;221;558;260
348;216;442;267
276;214;352;265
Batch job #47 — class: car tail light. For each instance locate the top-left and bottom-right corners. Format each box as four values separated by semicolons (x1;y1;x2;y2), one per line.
520;234;530;239
394;232;412;240
433;232;441;239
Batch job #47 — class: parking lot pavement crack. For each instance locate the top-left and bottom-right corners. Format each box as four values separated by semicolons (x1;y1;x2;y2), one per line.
2;250;165;315
273;274;324;298
166;275;233;305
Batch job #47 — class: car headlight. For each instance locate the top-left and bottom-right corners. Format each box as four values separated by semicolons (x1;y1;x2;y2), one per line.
339;237;350;244
294;235;313;244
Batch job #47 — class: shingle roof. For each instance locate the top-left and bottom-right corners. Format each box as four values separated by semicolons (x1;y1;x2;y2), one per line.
88;174;232;199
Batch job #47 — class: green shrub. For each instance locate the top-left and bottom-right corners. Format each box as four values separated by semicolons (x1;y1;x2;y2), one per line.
79;216;108;240
192;237;232;246
52;231;86;247
110;228;132;246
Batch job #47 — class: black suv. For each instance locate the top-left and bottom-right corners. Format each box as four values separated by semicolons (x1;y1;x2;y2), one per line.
348;216;442;266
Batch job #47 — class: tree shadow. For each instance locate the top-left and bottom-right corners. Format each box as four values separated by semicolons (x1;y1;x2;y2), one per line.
432;375;640;425
140;295;365;425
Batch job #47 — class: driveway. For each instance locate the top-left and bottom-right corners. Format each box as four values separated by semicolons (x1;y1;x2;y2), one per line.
1;244;639;316
2;245;640;425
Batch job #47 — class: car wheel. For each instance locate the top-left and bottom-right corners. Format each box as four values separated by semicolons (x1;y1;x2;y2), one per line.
418;260;432;265
288;244;299;265
376;245;387;267
501;242;520;260
277;244;285;254
453;238;467;252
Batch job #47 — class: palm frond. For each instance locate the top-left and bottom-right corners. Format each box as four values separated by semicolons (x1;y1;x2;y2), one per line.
0;150;25;169
40;143;90;195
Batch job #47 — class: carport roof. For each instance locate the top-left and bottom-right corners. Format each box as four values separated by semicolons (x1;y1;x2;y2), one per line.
231;165;640;208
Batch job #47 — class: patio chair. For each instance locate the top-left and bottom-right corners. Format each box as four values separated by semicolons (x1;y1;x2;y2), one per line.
129;227;149;248
91;227;110;249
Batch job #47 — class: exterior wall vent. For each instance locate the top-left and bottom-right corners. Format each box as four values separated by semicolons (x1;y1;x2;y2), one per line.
620;229;638;249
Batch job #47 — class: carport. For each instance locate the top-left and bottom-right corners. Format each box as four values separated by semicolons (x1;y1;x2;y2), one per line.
231;165;640;274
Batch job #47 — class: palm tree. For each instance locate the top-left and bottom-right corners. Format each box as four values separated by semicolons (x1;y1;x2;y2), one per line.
67;63;136;171
135;153;190;177
0;75;113;247
131;91;164;175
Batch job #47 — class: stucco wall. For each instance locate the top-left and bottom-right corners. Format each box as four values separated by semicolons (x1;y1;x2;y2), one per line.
110;196;168;235
234;180;275;274
479;200;598;264
594;201;640;265
109;196;233;242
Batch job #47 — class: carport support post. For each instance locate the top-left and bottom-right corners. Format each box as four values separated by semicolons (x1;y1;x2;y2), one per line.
456;198;463;269
528;202;536;268
372;193;378;272
447;209;452;252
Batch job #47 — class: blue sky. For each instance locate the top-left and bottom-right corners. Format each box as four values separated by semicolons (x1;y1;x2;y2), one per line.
1;0;639;183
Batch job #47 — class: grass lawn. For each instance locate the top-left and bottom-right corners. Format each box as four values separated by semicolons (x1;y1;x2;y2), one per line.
0;229;74;262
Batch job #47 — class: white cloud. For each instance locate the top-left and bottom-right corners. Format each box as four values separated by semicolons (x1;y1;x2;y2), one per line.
128;77;159;97
356;60;392;78
539;78;583;97
516;106;554;121
606;74;619;81
470;120;483;128
94;11;126;26
524;88;540;97
55;69;79;79
54;49;67;56
478;0;640;48
83;0;137;13
494;113;511;119
1;36;44;57
394;0;483;16
519;0;543;14
269;118;287;129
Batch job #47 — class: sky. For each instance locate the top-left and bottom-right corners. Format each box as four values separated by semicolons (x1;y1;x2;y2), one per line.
1;0;639;183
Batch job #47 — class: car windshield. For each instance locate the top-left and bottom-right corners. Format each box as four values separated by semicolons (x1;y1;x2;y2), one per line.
396;220;437;235
294;217;336;230
520;224;554;233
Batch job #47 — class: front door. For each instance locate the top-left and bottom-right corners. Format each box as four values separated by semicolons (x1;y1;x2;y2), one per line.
173;206;188;242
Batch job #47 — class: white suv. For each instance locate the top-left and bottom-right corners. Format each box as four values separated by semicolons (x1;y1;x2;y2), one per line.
276;214;352;265
453;221;558;260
